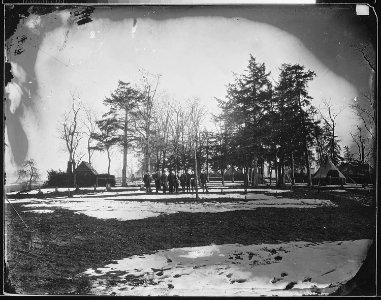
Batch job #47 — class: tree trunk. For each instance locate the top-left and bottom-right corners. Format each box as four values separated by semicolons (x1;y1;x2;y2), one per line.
107;148;111;175
221;169;225;186
274;158;278;184
244;166;249;193
206;134;210;182
231;166;235;183
88;138;91;164
299;110;311;185
291;151;295;185
161;150;166;174
269;162;272;186
146;139;151;173
277;150;284;187
194;140;199;200
252;158;258;187
122;108;128;186
304;149;311;186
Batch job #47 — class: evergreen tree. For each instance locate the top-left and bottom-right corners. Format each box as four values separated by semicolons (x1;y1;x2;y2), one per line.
218;55;273;188
275;64;317;186
92;118;120;175
103;81;141;185
343;145;354;163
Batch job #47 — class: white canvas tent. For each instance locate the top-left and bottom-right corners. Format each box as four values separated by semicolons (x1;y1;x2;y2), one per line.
312;157;346;185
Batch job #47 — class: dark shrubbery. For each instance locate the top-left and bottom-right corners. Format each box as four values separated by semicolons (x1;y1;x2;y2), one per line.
340;162;375;185
96;174;116;187
44;170;116;187
45;170;74;187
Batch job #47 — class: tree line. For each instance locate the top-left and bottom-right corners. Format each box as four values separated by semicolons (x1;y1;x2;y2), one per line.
57;56;375;188
212;55;375;187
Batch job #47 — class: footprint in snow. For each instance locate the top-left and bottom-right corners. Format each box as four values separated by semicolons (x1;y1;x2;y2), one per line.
231;278;246;284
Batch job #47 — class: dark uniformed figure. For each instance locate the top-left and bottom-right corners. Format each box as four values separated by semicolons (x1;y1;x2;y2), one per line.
143;171;151;193
174;173;179;193
155;172;161;193
161;171;168;194
168;170;175;193
200;171;208;193
190;173;196;193
180;172;186;192
186;172;191;192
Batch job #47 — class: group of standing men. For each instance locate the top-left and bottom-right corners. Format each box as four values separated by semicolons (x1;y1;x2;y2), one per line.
143;170;208;193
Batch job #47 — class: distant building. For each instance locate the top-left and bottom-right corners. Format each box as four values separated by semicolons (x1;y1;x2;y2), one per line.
74;161;116;187
75;161;98;186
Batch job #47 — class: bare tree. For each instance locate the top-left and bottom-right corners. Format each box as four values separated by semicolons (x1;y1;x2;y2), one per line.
59;92;83;173
351;42;376;73
151;100;172;173
318;99;343;164
350;42;376;169
188;98;206;200
82;107;99;165
351;93;375;140
169;102;189;174
133;70;162;173
350;125;369;164
17;159;40;190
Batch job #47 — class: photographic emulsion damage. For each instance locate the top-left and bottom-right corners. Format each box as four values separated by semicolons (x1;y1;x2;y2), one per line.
4;3;377;296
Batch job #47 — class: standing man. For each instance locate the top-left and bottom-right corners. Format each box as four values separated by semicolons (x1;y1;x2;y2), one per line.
190;172;196;193
200;171;208;193
155;172;161;193
174;173;179;193
143;171;151;193
186;171;191;192
180;171;186;193
161;170;168;194
168;170;175;193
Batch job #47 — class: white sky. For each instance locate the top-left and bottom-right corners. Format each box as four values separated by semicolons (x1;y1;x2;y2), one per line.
5;10;359;181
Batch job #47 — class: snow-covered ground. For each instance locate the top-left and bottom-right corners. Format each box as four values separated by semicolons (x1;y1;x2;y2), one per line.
83;239;372;296
6;186;289;196
8;190;337;221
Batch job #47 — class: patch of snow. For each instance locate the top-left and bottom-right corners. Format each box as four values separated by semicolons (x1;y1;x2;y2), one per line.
83;239;372;296
14;193;337;221
23;209;55;214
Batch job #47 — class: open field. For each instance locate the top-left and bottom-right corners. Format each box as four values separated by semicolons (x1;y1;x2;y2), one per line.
4;183;376;296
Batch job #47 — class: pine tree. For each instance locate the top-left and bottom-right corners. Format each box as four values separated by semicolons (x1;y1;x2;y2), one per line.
103;81;141;185
92;118;120;175
219;55;272;188
275;64;316;186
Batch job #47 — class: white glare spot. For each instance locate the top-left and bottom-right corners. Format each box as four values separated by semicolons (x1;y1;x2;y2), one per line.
356;4;369;15
90;31;96;39
25;15;41;31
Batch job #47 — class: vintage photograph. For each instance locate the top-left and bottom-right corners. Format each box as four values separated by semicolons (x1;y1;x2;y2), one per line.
4;4;376;296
